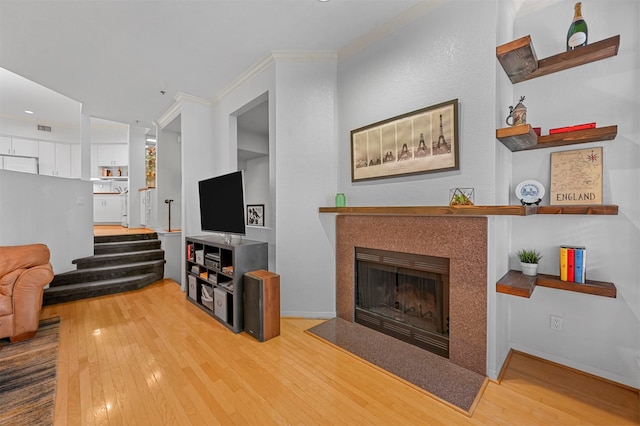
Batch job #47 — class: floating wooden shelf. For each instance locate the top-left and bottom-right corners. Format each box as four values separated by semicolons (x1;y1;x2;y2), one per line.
497;35;620;83
497;270;536;297
496;124;617;152
319;205;618;216
497;270;616;298
536;273;616;298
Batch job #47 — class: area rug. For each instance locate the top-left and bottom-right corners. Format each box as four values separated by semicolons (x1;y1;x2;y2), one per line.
306;317;487;415
0;317;60;426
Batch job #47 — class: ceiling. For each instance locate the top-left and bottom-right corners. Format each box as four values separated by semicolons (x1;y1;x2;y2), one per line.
0;0;558;135
0;0;427;132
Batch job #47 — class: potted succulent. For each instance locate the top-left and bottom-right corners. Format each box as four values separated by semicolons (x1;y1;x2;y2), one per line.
517;249;542;276
449;188;474;206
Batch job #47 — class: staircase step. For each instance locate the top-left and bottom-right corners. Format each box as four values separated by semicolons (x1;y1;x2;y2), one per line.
94;239;161;255
73;249;165;269
94;233;158;244
48;231;166;304
43;273;162;305
50;259;165;287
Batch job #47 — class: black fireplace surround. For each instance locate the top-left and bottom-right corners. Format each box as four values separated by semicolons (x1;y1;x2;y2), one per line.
355;247;450;358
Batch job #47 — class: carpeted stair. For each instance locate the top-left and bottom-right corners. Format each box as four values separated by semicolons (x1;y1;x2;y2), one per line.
43;233;165;305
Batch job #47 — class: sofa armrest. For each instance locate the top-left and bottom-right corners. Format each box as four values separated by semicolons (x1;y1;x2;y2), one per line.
0;244;51;278
12;263;54;336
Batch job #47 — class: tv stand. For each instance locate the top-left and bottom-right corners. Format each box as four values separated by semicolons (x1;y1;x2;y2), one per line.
186;235;267;333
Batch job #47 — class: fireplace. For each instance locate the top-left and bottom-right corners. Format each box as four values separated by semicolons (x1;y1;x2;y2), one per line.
336;214;487;375
355;247;450;357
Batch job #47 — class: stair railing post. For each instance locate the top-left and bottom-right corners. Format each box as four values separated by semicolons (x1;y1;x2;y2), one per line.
164;199;174;232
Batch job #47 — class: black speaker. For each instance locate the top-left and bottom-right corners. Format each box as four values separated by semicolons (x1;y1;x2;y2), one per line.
243;270;280;342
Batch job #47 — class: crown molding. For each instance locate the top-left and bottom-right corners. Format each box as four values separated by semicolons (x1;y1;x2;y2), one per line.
270;50;337;62
211;53;275;104
157;92;211;130
173;92;211;106
211;51;337;104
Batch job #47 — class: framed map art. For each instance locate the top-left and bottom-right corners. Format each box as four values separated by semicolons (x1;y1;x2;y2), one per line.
550;147;603;205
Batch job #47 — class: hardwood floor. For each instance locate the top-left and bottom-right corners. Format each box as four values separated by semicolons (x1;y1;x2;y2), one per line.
40;279;639;426
93;225;157;237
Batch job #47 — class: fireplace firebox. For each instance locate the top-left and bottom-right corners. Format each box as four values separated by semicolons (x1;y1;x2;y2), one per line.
355;247;450;358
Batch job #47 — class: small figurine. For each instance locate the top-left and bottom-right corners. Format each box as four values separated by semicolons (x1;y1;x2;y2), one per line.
506;96;527;126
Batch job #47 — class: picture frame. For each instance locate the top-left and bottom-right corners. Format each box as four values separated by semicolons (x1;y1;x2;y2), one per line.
351;99;459;182
246;204;264;226
550;147;603;205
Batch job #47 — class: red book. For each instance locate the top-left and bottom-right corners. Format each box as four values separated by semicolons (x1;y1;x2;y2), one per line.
549;122;596;135
567;248;575;282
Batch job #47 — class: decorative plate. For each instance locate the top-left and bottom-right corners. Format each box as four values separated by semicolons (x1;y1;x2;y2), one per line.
515;180;545;205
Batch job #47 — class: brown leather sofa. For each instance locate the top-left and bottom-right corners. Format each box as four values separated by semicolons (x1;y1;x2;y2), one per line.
0;244;54;348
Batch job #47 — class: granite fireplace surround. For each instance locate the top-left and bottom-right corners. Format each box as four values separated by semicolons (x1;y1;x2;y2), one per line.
335;214;487;375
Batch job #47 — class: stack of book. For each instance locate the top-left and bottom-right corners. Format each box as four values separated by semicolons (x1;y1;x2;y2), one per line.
560;246;586;283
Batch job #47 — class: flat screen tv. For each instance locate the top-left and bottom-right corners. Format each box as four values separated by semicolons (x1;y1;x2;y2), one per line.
198;171;246;236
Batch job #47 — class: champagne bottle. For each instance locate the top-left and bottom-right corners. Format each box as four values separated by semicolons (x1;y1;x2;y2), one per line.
566;2;588;50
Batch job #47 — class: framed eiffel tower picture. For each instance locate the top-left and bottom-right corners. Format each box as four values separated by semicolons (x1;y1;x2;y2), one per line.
351;99;459;182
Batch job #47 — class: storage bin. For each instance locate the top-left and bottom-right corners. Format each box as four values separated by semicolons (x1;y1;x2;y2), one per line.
195;249;204;264
214;287;227;322
188;276;197;301
201;284;214;310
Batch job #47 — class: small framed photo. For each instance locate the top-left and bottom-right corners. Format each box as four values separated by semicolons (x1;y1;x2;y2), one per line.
247;204;264;226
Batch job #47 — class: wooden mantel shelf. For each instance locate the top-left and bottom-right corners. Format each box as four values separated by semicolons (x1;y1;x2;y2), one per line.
319;205;618;216
497;270;616;298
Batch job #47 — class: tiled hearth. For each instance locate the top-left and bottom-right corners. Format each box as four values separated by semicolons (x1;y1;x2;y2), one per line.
335;214;487;375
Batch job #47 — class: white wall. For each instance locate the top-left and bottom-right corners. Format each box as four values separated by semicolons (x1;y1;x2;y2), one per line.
128;125;147;227
337;1;497;206
199;56;338;317
0;170;93;274
489;0;516;382
156;130;181;231
274;59;338;317
505;0;640;389
180;99;216;290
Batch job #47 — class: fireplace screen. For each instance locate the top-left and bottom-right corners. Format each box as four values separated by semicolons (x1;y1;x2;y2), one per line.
355;247;449;357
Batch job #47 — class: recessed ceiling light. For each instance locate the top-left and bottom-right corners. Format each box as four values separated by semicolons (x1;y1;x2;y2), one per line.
24;110;34;114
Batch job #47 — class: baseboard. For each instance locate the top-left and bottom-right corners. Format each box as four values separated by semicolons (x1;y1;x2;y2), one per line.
281;311;335;319
507;345;640;392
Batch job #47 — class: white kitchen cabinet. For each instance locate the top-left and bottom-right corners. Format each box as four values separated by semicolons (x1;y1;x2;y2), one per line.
0;136;10;155
94;194;121;223
97;144;128;166
1;156;38;173
0;136;39;157
38;141;71;178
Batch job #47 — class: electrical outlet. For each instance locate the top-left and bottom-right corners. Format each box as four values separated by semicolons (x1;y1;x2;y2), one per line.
550;315;563;331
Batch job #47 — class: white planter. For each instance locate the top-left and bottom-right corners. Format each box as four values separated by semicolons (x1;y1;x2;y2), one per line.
521;262;539;276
